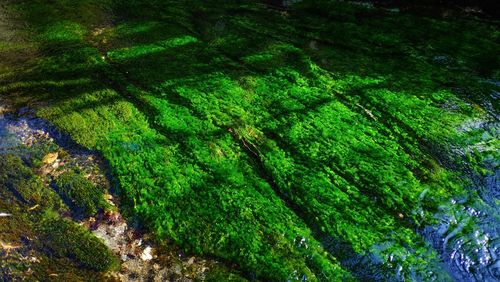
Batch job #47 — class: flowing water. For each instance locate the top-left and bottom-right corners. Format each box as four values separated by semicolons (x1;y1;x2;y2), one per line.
421;118;500;281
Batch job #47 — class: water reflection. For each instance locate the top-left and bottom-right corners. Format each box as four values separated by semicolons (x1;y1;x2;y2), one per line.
0;111;21;153
423;197;500;281
422;119;500;281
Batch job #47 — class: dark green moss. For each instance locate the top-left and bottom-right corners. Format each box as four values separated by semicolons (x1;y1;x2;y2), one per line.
55;171;107;217
0;155;65;210
205;265;249;282
0;154;114;279
37;211;118;272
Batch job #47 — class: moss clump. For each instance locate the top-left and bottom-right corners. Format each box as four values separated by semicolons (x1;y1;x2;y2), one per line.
0;155;65;210
37;211;118;272
55;171;106;217
0;153;114;279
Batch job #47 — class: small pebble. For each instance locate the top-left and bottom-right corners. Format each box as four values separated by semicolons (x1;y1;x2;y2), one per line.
141;246;153;261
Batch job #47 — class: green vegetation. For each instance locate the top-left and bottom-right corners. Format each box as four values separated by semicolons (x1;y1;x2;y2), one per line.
37;211;118;271
1;0;498;280
55;171;107;217
0;155;63;210
0;154;114;280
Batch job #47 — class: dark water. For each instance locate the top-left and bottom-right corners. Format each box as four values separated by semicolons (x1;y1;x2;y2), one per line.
0;112;20;152
421;119;500;281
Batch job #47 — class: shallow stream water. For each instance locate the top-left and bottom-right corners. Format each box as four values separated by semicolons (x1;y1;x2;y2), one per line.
421;119;499;281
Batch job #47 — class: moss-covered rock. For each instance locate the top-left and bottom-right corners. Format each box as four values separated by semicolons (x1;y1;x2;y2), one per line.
0;155;65;210
55;171;107;217
37;211;118;272
0;154;114;280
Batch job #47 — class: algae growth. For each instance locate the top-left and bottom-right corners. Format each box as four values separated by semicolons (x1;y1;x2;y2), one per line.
0;0;498;281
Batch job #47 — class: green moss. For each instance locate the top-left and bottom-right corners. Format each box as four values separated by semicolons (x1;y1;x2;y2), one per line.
55;171;106;217
205;265;249;282
37;211;118;272
0;154;113;279
107;35;198;61
0;155;65;210
2;0;498;280
38;21;87;42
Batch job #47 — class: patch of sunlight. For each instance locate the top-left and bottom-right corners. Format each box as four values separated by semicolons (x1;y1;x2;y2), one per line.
38;21;86;42
159;36;198;48
107;35;198;61
0;42;36;52
0;78;93;92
